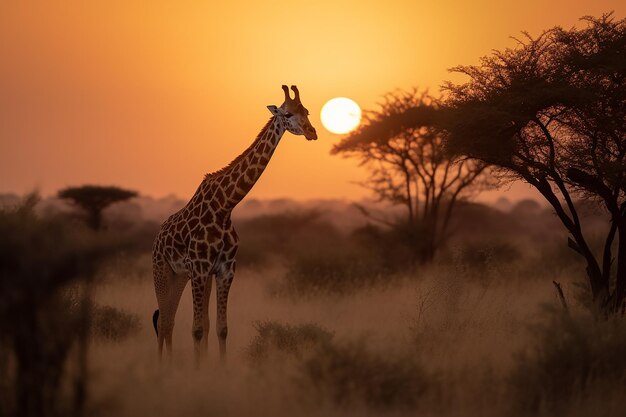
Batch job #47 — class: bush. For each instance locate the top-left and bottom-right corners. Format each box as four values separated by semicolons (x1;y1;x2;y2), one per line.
351;224;420;269
90;304;141;342
276;249;394;297
451;239;522;273
236;210;342;267
247;321;334;365
509;309;626;414
247;320;435;410
302;341;434;409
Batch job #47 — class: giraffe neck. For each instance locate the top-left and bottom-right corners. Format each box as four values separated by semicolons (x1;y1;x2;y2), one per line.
212;116;286;211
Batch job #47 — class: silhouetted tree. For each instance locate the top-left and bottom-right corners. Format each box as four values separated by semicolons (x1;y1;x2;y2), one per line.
332;90;489;262
382;14;625;313
58;185;137;230
0;194;119;417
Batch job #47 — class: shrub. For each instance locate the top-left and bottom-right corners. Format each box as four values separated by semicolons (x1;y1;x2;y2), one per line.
277;249;393;297
351;224;419;269
247;321;334;365
90;304;141;342
509;309;626;414
236;210;342;267
302;341;434;409
247;321;434;410
452;239;522;273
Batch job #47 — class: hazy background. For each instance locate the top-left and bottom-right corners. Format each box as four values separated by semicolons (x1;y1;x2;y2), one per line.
1;0;622;201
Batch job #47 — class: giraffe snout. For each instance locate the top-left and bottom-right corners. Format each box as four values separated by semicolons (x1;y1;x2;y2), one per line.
305;125;317;140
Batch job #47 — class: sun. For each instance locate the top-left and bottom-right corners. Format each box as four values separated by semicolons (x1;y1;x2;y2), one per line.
320;97;362;134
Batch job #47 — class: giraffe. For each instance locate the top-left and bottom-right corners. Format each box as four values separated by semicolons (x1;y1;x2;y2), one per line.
152;85;317;361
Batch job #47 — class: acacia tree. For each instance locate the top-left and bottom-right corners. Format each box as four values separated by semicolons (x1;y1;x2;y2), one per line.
58;185;137;230
389;14;625;313
332;90;489;262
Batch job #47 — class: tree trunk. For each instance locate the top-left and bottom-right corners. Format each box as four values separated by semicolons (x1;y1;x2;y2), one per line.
418;217;436;264
612;220;626;314
72;283;93;417
587;262;610;315
14;313;49;417
568;232;609;314
87;209;102;230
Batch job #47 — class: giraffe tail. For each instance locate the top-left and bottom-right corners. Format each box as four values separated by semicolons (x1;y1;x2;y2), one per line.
152;309;159;337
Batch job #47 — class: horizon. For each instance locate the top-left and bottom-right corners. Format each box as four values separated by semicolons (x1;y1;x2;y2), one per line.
0;181;542;207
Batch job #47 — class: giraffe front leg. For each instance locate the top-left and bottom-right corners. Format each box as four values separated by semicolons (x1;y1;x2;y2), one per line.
216;261;235;361
191;274;211;364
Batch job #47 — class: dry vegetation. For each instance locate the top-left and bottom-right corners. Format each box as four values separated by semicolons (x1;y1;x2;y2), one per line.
2;196;625;417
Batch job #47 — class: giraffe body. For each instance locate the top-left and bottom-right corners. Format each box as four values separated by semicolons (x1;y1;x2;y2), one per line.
152;85;316;360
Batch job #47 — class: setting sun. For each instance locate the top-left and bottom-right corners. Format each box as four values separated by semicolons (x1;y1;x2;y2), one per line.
320;97;362;134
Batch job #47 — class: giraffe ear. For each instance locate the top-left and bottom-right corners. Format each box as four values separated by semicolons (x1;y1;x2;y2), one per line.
267;105;286;116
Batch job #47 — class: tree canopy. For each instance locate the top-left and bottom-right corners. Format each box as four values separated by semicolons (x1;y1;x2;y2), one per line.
58;185;138;230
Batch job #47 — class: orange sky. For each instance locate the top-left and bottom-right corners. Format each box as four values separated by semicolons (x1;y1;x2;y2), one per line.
0;1;622;202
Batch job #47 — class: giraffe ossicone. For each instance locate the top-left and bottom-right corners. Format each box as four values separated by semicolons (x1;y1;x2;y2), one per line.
152;85;317;361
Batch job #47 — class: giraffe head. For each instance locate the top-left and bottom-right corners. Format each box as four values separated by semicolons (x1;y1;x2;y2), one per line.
267;85;318;140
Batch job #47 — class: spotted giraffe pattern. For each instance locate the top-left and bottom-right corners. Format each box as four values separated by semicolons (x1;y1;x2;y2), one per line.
152;85;317;361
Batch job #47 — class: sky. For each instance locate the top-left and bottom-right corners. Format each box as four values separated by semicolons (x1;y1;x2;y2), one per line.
0;1;623;202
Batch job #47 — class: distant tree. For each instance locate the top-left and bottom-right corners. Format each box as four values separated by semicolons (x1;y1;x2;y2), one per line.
332;90;490;262
58;185;138;230
384;14;625;313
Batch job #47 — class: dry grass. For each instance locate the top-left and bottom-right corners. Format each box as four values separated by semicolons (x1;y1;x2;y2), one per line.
5;203;618;417
84;248;609;417
509;309;626;415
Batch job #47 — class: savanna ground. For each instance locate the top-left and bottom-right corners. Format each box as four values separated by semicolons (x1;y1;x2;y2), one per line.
2;196;626;416
54;199;623;417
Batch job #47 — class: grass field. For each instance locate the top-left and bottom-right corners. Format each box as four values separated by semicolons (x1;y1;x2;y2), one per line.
87;250;622;417
3;200;625;417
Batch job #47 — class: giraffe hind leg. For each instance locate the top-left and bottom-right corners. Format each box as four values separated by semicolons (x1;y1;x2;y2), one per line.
153;260;187;359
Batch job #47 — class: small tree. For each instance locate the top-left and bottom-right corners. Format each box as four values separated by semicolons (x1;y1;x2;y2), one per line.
332;90;490;262
58;185;137;230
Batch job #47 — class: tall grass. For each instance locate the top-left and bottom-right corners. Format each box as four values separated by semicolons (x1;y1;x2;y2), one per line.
509;309;626;414
302;340;434;409
247;320;435;410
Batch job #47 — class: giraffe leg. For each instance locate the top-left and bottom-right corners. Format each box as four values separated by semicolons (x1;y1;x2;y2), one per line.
202;275;213;351
154;261;187;360
191;275;210;363
216;262;235;361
